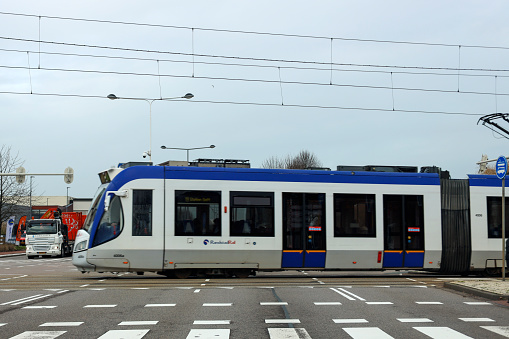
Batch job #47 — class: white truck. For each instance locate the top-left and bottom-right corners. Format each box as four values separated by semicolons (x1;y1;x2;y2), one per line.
25;218;71;259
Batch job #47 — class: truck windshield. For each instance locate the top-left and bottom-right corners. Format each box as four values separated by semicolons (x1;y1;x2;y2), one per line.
26;221;57;235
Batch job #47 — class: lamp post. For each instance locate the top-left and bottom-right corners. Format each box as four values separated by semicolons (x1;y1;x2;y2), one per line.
29;176;34;219
107;93;194;162
160;145;216;163
66;186;70;212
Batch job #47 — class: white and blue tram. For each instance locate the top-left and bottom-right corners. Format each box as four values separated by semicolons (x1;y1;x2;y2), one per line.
72;163;508;277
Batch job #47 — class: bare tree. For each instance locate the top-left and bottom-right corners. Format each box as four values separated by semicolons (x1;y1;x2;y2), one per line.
0;145;30;225
262;150;323;170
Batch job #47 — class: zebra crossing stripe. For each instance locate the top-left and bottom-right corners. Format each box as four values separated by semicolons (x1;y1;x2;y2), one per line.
480;326;509;337
397;318;433;323
333;319;368;324
8;331;67;339
39;322;83;327
97;329;150;339
343;327;395;339
459;318;495;322
186;329;230;339
119;321;158;326
268;328;312;339
413;327;474;339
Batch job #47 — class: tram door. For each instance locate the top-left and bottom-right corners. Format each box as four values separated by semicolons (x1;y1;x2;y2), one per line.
282;193;326;268
383;195;425;268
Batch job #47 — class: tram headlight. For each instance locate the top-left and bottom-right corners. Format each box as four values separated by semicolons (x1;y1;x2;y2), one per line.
74;240;88;252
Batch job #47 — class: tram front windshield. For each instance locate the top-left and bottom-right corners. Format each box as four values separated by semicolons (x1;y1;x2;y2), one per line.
26;221;57;235
82;185;107;233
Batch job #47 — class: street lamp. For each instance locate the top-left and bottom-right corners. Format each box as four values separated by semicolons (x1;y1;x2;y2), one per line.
160;145;216;163
107;93;194;162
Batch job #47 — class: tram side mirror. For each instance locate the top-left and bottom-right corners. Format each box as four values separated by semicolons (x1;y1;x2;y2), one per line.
104;190;128;211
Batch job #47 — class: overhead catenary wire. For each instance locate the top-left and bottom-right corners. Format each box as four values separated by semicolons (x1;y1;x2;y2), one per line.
2;11;509;51
0;90;489;116
2;64;509;97
2;36;509;74
2;46;508;79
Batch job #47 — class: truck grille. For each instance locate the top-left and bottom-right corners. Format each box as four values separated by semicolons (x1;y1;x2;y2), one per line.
34;245;51;252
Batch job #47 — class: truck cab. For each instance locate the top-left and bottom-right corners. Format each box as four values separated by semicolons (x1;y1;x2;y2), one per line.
25;219;69;259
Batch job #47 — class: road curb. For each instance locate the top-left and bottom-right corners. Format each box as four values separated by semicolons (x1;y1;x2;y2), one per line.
443;282;509;300
0;253;26;258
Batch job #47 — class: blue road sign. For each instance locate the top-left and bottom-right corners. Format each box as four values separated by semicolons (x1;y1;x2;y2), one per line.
496;156;508;179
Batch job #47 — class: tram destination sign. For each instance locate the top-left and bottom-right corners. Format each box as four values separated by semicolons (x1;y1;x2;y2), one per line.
496;155;508;179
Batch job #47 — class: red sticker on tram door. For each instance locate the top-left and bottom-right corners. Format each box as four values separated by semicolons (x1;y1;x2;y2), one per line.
408;227;420;232
309;226;322;231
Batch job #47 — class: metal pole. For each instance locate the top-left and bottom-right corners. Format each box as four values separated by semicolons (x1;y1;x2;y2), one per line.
29;176;33;219
503;176;506;281
187;150;189;164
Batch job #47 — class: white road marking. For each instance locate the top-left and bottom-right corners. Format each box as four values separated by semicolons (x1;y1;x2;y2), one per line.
217;287;234;289
268;328;312;339
8;331;67;338
186;329;230;339
23;306;57;309
1;294;52;306
193;320;231;325
314;302;342;305
333;319;368;324
145;304;176;307
414;327;474;338
343;327;394;338
480;326;509;337
330;288;355;300
119;321;158;326
459;318;495;322
132;288;149;290
79;284;89;287
260;302;288;306
375;286;391;288
83;304;117;308
203;303;232;307
397;318;433;323
337;288;365;301
56;290;68;294
97;329;150;339
0;323;6;327
194;289;201;293
366;302;393;305
265;319;300;324
88;288;106;291
40;322;84;327
464;302;492;305
415;301;443;305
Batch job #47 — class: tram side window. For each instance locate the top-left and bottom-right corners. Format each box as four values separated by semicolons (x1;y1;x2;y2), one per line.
92;195;124;247
230;192;274;237
334;194;376;237
487;197;509;238
133;190;152;236
175;190;221;236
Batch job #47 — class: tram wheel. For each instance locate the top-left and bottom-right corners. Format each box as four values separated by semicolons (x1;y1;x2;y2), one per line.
483;267;501;277
174;269;192;279
234;269;251;279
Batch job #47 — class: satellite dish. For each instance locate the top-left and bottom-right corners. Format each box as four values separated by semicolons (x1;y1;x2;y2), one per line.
64;167;74;184
15;167;26;184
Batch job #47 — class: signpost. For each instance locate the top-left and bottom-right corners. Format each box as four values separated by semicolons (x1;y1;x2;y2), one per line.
496;155;507;281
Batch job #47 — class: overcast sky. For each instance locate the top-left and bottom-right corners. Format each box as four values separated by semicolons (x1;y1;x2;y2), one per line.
1;1;509;198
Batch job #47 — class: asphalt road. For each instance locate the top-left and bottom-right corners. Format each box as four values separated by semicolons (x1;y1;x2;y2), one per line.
0;255;508;338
